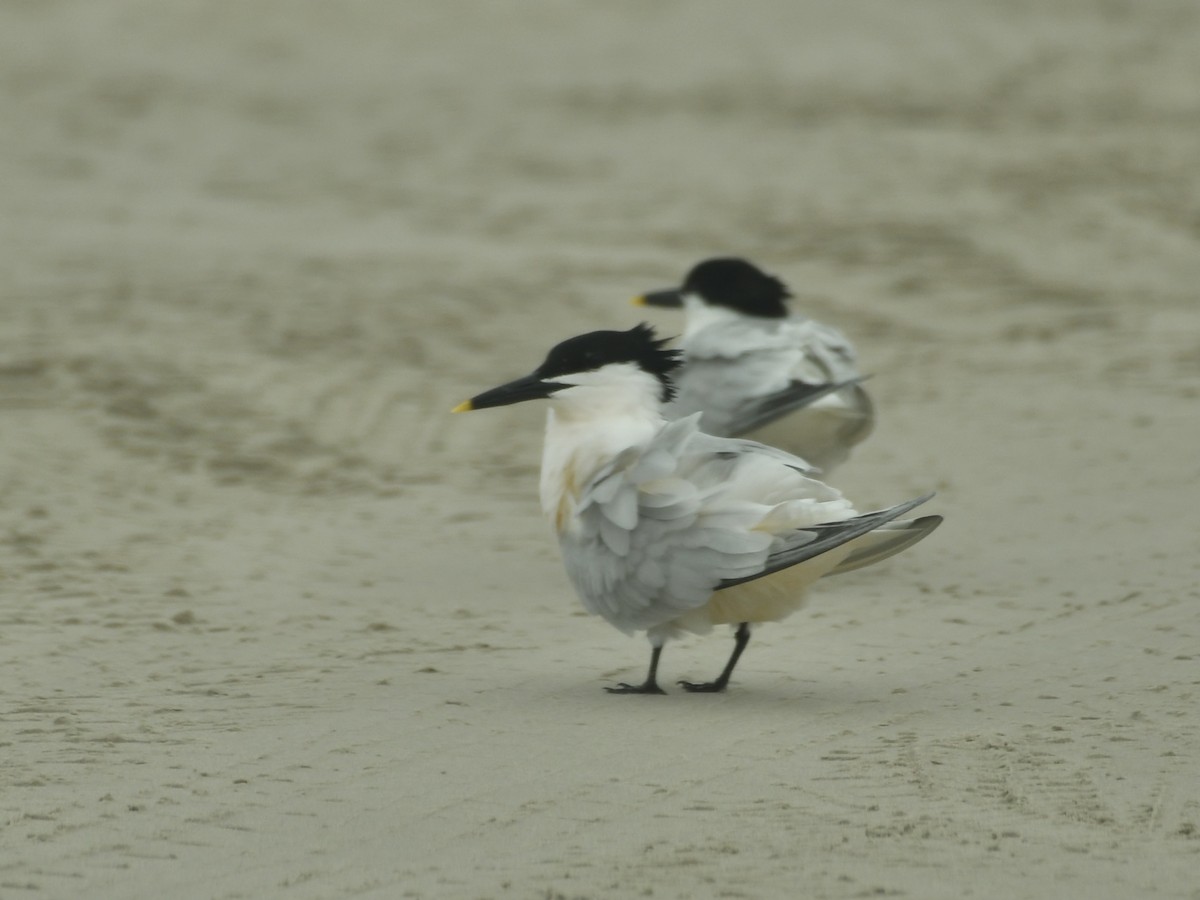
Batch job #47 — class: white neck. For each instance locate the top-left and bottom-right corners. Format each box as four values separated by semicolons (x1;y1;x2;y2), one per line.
537;364;665;532
680;294;744;342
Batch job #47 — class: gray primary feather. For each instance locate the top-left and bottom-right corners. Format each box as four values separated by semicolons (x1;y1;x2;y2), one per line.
823;515;944;576
724;375;868;437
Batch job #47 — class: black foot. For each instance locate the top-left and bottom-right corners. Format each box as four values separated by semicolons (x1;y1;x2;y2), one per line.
678;679;728;693
678;623;750;694
606;645;667;695
605;681;666;695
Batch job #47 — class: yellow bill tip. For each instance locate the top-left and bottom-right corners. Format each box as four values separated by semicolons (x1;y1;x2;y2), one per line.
630;295;647;307
451;399;474;413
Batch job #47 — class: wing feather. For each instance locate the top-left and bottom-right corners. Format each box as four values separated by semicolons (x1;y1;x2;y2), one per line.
721;376;867;436
717;494;936;590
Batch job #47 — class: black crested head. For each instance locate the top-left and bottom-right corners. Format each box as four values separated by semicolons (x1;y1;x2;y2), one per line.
681;257;790;318
535;323;682;403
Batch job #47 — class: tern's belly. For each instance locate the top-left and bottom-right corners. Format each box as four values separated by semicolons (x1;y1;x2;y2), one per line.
702;544;851;626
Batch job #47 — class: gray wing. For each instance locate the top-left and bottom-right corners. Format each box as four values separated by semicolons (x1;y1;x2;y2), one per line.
721;375;869;437
723;320;872;440
670;316;869;440
665;356;774;436
558;417;776;634
717;493;936;589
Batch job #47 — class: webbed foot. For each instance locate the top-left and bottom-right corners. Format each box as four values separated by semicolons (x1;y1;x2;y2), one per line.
677;679;727;693
605;680;666;695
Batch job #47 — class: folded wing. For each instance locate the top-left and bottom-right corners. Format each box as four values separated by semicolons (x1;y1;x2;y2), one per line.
717;494;937;589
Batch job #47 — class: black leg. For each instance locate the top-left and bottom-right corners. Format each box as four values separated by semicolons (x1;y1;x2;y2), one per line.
605;644;667;695
679;622;750;693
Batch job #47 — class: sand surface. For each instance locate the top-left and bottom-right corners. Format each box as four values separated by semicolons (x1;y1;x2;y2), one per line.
3;2;1199;898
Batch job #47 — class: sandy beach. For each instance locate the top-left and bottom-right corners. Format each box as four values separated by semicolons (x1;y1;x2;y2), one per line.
3;2;1199;897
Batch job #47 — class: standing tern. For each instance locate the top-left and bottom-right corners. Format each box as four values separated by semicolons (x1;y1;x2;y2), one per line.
636;257;875;474
453;324;940;693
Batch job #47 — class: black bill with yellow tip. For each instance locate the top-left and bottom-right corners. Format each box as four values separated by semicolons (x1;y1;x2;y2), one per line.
452;373;567;413
633;288;684;308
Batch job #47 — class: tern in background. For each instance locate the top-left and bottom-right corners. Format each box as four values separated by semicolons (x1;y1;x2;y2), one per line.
636;257;874;474
453;325;939;694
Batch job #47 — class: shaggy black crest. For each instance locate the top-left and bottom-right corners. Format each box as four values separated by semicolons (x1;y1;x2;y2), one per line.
535;324;682;402
683;257;791;319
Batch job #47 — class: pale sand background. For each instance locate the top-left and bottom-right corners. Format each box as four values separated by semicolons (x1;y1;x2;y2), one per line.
2;2;1199;898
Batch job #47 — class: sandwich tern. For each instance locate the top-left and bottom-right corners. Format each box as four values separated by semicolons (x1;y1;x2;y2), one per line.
636;257;875;473
453;324;939;693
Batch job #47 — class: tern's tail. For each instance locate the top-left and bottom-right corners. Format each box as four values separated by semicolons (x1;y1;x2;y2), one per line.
823;515;943;577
